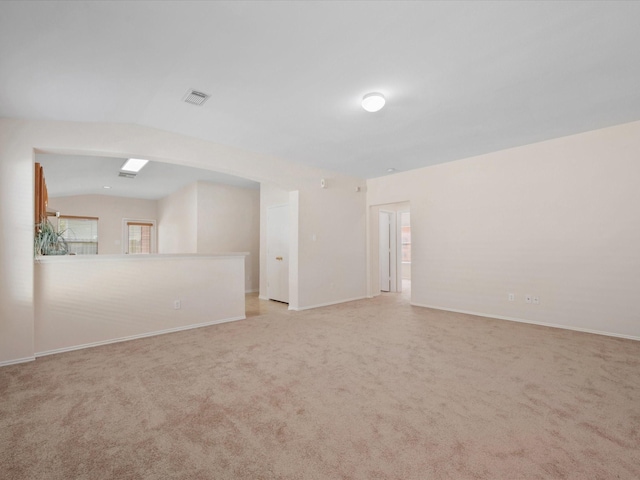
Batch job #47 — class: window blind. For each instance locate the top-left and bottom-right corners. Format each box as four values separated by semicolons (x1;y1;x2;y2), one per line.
59;216;99;255
127;222;153;254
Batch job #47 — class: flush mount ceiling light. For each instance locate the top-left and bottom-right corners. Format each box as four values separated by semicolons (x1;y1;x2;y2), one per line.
362;92;386;112
121;158;149;173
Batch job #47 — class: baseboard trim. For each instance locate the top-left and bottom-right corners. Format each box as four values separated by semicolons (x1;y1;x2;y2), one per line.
35;315;246;358
0;356;36;368
258;295;269;300
411;303;640;341
291;296;368;311
245;289;259;294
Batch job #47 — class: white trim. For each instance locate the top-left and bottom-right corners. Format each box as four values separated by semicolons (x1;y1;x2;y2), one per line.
412;303;640;341
290;296;367;311
0;356;36;367
35;316;245;358
379;210;397;293
245;289;259;294
258;295;269;300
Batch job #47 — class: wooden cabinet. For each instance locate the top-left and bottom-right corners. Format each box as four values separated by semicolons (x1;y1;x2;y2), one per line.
34;162;48;224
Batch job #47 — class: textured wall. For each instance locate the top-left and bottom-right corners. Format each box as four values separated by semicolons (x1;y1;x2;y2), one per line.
34;254;246;354
157;183;198;254
0;119;366;364
196;182;260;292
368;120;640;339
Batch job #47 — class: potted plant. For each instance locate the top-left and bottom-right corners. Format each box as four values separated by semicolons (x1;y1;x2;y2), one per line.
34;219;68;256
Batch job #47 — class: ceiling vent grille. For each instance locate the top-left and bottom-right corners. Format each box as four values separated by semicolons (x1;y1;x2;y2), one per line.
183;89;211;106
118;171;137;179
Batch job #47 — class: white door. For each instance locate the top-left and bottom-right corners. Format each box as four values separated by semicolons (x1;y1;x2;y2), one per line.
379;211;392;292
267;204;289;303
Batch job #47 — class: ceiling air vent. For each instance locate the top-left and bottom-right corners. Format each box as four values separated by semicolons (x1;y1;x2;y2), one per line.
118;171;137;179
183;89;211;106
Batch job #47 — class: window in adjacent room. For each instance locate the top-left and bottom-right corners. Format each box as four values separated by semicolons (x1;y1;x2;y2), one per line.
58;216;99;254
124;219;156;254
401;212;411;263
400;211;411;285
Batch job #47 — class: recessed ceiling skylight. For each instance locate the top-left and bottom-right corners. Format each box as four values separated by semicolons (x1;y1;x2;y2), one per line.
121;158;149;173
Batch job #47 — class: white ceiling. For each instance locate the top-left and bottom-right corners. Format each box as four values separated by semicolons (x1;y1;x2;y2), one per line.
3;1;640;179
36;154;259;200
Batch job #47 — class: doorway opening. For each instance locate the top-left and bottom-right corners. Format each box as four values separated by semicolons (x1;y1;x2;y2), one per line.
370;202;411;298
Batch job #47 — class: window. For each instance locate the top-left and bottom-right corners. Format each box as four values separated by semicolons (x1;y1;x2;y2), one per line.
123;219;156;254
58;216;98;254
401;212;411;263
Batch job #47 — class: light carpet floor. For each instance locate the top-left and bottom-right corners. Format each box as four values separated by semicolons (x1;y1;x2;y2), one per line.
1;291;639;479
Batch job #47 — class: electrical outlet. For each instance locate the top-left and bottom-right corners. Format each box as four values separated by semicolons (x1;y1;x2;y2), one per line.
508;293;515;302
525;294;532;304
533;296;540;305
174;300;181;310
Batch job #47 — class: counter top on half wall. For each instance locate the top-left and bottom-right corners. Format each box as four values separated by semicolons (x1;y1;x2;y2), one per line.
35;252;249;262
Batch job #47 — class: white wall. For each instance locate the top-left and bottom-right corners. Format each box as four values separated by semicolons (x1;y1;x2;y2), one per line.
0;118;366;365
34;254;246;355
367;121;640;339
296;179;367;309
48;194;158;255
49;188;258;292
157;182;198;254
0;120;34;365
196;182;260;292
158;181;259;292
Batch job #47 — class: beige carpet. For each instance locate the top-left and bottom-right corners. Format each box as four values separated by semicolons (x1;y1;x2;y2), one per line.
1;291;639;479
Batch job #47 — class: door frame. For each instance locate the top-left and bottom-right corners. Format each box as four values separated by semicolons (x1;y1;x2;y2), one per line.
379;209;397;292
368;202;410;297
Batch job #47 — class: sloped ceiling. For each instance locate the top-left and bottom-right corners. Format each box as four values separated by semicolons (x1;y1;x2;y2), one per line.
36;154;259;200
2;1;640;179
